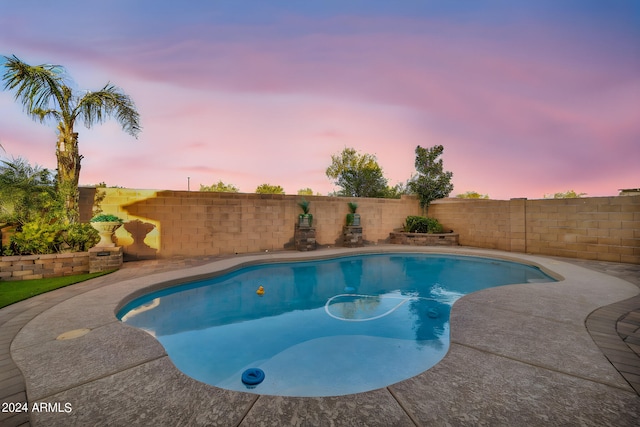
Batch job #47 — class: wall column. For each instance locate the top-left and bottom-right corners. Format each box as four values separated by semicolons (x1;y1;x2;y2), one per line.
510;198;527;253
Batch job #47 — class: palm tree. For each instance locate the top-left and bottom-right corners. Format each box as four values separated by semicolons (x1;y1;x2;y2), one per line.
0;157;56;226
1;55;141;222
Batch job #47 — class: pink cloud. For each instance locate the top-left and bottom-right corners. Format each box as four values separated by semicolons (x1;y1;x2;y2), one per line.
1;10;638;200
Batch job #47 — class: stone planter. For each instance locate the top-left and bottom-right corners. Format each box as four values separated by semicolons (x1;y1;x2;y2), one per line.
90;221;122;248
389;231;459;246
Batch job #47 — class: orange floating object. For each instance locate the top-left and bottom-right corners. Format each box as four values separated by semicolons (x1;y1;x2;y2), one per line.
256;286;265;296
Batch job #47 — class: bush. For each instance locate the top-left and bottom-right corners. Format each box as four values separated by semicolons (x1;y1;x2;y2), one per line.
0;157;103;255
8;221;99;255
10;221;64;254
403;216;444;234
0;157;57;226
61;223;100;252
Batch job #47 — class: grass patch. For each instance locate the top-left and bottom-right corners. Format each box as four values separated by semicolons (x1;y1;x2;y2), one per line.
0;270;115;309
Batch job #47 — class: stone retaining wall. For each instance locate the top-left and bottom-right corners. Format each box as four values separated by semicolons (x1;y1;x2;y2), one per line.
0;247;123;281
0;252;90;281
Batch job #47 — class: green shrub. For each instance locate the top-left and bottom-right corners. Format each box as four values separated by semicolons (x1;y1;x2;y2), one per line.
403;216;444;234
61;223;100;252
10;221;64;254
0;157;56;226
297;199;310;214
8;221;99;255
346;213;354;226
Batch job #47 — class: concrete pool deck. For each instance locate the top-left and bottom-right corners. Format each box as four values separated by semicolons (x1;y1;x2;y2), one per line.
1;246;639;426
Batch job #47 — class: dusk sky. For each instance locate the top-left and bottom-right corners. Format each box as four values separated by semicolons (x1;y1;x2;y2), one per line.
1;1;638;199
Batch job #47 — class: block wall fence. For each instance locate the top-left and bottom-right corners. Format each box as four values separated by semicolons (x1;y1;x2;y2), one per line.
78;188;422;259
3;190;636;281
428;196;640;264
75;188;640;264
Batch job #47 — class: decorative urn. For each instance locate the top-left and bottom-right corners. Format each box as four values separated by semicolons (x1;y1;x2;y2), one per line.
90;214;124;248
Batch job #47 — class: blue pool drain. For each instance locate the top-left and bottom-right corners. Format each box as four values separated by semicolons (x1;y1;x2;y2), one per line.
242;368;265;386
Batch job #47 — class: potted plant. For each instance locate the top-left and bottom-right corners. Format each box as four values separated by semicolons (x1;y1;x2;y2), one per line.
90;214;124;247
346;202;360;226
297;199;313;227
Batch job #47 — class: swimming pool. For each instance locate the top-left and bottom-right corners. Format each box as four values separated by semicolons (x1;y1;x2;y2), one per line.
117;253;556;396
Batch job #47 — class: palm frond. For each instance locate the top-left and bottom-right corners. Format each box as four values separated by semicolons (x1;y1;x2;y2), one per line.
75;83;141;137
31;108;62;123
1;55;69;119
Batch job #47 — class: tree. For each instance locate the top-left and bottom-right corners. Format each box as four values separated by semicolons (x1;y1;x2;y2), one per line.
1;55;141;223
456;191;489;199
408;145;453;211
382;181;413;199
544;190;586;199
200;180;239;193
326;147;388;197
0;157;56;225
297;188;314;196
255;183;285;194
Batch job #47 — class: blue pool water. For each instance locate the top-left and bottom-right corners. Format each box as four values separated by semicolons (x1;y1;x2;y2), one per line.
117;253;555;396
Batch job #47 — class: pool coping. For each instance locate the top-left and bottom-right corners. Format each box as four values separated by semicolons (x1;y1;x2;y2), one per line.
4;246;640;426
